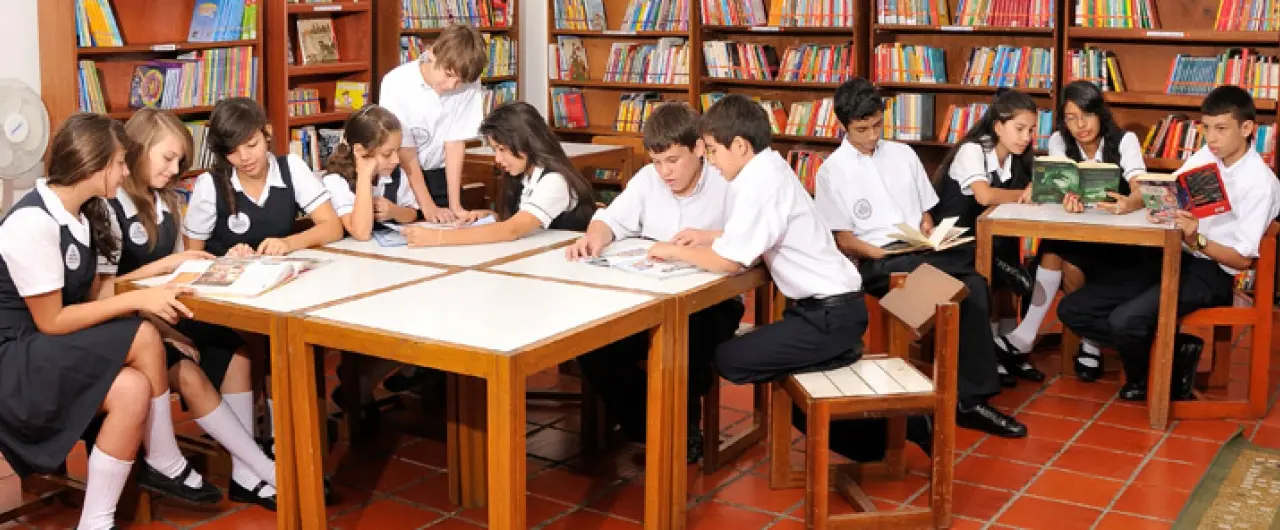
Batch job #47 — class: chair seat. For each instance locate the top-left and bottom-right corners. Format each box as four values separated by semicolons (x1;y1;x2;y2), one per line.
792;357;933;400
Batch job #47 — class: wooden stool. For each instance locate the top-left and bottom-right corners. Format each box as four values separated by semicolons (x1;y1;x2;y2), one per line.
768;267;963;529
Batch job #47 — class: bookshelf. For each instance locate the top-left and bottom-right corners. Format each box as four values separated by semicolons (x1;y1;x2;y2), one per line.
38;0;264;179
264;0;374;164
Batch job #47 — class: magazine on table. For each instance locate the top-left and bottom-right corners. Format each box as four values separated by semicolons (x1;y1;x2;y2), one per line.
165;256;325;297
581;247;701;279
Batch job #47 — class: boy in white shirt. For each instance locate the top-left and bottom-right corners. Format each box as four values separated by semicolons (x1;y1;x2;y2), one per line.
814;79;1026;438
379;24;489;224
566;103;742;463
1058;85;1280;401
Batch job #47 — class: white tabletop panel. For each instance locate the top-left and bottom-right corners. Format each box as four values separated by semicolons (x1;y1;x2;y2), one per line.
488;238;725;295
135;249;446;313
467;142;625;158
324;229;581;267
306;270;656;353
988;203;1168;230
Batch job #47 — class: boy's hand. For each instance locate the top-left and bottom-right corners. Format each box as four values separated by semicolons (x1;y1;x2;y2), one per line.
670;228;718;247
919;217;935;237
421;205;457;223
647;241;681;262
1173;210;1200;245
565;236;605;260
1062;192;1085;213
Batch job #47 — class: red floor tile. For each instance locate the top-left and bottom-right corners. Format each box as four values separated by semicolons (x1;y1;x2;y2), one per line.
1052;444;1145;481
1043;378;1122;402
1171;420;1247;443
1023;394;1107;419
973;436;1066;466
458;493;576;526
328;498;444;530
997;496;1102;529
539;510;642;530
527;468;619;505
391;472;457;513
120;523;181;530
1025;468;1124;508
910;483;1014;521
686;500;777;530
394;438;449;470
1018;412;1088;442
1112;483;1192;521
689;462;748;496
1132;459;1208;492
192;507;286;530
1251;425;1280;449
1095;403;1160;431
712;473;803;514
954;454;1040;490
423;517;486;529
585;482;649;522
856;473;929;504
1074;424;1165;455
1094;513;1173;530
1153;436;1224;466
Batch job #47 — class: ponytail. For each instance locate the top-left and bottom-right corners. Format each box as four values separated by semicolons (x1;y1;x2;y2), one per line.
325;143;359;191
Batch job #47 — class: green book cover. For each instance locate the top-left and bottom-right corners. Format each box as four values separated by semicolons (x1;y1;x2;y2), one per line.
1077;162;1123;204
1031;156;1123;205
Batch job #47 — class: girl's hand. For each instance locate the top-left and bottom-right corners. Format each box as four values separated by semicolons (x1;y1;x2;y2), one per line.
403;226;439;247
156;250;216;274
226;244;255;258
130;285;194;324
1018;187;1033;204
1095;192;1139;215
166;338;200;363
353;145;378;179
256;238;292;256
456;209;493;224
565;236;604;260
1062;193;1085;213
647;241;680;262
421;205;457;224
373;197;394;222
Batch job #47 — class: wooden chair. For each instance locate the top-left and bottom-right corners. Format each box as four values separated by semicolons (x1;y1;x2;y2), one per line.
769;267;962;529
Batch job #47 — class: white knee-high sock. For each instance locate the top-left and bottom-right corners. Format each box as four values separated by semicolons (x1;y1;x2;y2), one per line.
195;400;276;490
144;392;203;488
1004;268;1062;352
1078;339;1102;367
78;446;133;530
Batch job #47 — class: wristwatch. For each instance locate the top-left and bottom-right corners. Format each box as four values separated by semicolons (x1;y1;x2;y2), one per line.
1192;233;1209;251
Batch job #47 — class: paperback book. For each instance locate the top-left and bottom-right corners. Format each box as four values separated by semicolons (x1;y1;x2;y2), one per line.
1030;156;1123;205
1134;163;1231;220
881;217;973;255
165;256;324;297
581;247;701;279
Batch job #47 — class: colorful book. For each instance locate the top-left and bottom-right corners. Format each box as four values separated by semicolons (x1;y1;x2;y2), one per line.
1030;156;1123;205
1135;163;1232;220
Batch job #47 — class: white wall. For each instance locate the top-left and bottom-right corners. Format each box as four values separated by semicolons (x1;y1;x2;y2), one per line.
0;0;41;212
520;0;547;116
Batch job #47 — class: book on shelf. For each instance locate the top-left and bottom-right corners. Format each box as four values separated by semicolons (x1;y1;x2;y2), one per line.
615;93;665;133
1073;0;1159;28
700;91;726;111
703;42;853;83
289;126;342;171
873;43;947;84
551;87;589;128
941;104;1053;149
595;189;621;205
776;44;854;83
1142;114;1203;161
788;148;829;194
185;120;215;173
1216;0;1278;30
883;93;936;141
1030;156;1123;205
1065;48;1126;92
603;39;691;84
75;0;123;47
481;34;518;78
550;36;591;81
876;0;949;24
954;0;1054;27
334;81;368;111
402;0;510;29
702;41;779;79
78;61;108;113
769;0;855;27
700;0;768;26
882;217;973;255
484;81;518;114
960;46;1054;89
619;0;690;31
1166;50;1280;99
594;169;621;181
784;98;842;138
287;88;321;117
165;256;325;297
554;0;608;30
1135;164;1232;220
296;18;340;65
582;247;702;279
759;99;787;134
188;0;259;43
97;47;257;112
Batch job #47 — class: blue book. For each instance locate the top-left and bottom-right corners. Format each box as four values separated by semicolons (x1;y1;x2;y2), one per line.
373;230;408;247
188;0;220;42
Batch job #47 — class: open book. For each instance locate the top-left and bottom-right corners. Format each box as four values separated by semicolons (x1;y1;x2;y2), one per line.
581;247;702;279
165;256;324;297
881;217;974;255
372;214;499;247
1031;156;1124;205
1134;163;1231;221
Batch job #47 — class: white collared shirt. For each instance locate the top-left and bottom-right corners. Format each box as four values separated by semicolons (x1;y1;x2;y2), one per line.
1046;131;1146;180
949;141;1013;195
97;188;184;274
593;160;729;241
1176;145;1280;274
379;60;485;171
0;179;91;297
711;148;863;299
520;166;579;228
183;154;331;240
321;172;420;217
814;140;938;247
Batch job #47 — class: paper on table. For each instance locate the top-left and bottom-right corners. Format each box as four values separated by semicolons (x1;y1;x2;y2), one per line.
384;214;497;232
987;203;1162;229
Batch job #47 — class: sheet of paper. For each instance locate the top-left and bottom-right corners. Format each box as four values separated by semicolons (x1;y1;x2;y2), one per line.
928;217;959;248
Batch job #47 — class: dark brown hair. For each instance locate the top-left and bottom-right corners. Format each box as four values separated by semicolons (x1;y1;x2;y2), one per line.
206;97;271;215
479;102;594;219
643;102;701;153
430;25;488;83
325;105;403;190
931;88;1038;188
123;109;191;251
46;113;129;261
699;94;772;153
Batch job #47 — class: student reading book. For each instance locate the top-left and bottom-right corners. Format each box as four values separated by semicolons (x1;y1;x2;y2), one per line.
1135;162;1233;220
1030;156;1123;205
880;216;974;255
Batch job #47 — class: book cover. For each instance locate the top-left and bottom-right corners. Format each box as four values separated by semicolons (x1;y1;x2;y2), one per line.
334;81;368;111
1136;175;1185;222
128;65;167;109
1179;162;1232;217
1077;162;1124;204
166;256;324;297
296;18;340;65
1030;156;1122;205
187;0;221;42
581;247;702;279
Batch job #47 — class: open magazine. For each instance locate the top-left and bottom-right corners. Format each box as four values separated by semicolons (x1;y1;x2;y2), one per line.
581;247;701;279
881;216;974;255
166;256;325;297
373;214;499;247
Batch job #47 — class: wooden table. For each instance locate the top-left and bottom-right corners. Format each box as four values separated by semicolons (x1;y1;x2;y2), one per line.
324;229;581;268
975;204;1184;429
128;250;448;529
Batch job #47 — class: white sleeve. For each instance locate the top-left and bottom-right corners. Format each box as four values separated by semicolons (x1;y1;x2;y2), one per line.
1118;132;1147;180
592;168;648;240
0;209;66;297
948;143;988;196
711;183;786;267
183;172;218;240
96;199;123;275
910;150;939;212
1046;132;1068;157
1221;176;1277;259
322;173;357;217
394;176;420;209
379;73;416;149
443;83;484;142
812;164;853;232
520;172;573;228
287;155;332;214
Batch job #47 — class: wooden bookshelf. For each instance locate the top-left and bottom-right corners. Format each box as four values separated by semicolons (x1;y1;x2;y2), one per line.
264;1;374;155
38;0;264;166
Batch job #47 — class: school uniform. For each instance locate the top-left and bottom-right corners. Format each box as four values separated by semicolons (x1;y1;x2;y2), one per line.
575;161;743;441
96;189;238;391
322;167;421;230
379;60;484;208
505;166;596;231
1058;145;1280;387
711;148;867;384
184;154;331;256
813;140;1001;405
0;180;145;477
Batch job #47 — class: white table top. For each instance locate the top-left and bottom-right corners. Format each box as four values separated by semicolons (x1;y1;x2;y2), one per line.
988;203;1171;230
323;229;581;268
305;270;657;353
467;142;626;158
135;249;446;314
488;238;726;295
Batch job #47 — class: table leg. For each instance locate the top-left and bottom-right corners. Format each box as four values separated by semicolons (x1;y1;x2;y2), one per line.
487;357;527;530
668;299;691;530
456;375;488;508
1147;234;1183;430
286;321;325;529
645;299;679;529
975;218;993;282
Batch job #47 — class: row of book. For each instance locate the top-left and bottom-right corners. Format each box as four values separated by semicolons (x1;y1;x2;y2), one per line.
600;40;691;84
883;93;936;142
1166;50;1280;99
701;0;856;26
187;0;259;42
551;87;589;128
940;103;1054;150
1143;114;1277;161
289;126;343;173
78;61;108;114
399;34;518;78
959;46;1055;89
184;121;217;174
1064;48;1125;92
553;0;690;31
614;93;668;133
703;42;854;83
401;0;511;30
483;81;519;115
77;47;259;113
287;88;322;117
790;149;828;194
873;43;947;84
1215;0;1279;30
1072;0;1158;28
876;0;1053;26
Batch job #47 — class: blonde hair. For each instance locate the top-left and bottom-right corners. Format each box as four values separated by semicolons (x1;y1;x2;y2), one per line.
123;109;192;250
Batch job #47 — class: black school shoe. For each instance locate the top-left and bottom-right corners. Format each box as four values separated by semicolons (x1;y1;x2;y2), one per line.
996;364;1017;388
259;438;339;506
687;428;704;464
230;480;277;511
907;416;933;456
994;257;1034;298
136;462;223;505
994;336;1046;383
1074;350;1104;382
957;402;1027;438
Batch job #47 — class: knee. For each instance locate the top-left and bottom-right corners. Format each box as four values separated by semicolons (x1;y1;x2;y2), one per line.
174;360;212;395
129;321;165;362
1107;310;1153;342
1039;252;1062;270
105;367;151;418
713;343;754;385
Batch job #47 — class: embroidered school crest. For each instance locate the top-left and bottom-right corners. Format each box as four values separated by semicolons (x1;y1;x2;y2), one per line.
128;222;148;246
227;212;251;235
854;199;873;220
64;245;81;270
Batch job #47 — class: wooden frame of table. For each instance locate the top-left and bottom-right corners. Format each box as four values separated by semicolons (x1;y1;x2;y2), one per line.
975;206;1184;429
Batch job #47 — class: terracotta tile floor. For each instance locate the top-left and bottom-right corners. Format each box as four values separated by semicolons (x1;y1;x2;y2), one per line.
3;328;1278;529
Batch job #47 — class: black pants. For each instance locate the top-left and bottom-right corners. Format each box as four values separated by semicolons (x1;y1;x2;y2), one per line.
1057;252;1233;380
577;299;745;441
1038;240;1159;282
424;167;449;208
858;247;1001;404
714;294;867;384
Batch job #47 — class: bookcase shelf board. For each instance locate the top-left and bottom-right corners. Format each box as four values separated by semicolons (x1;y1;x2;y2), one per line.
288;110;354;127
401;26;512;35
550;29;689;37
700;25;856;35
1104;91;1280;112
286;1;371;14
551;80;690;91
876;82;1053;96
1067;27;1280;44
874;24;1054;35
288;61;373;77
77;39;263;55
